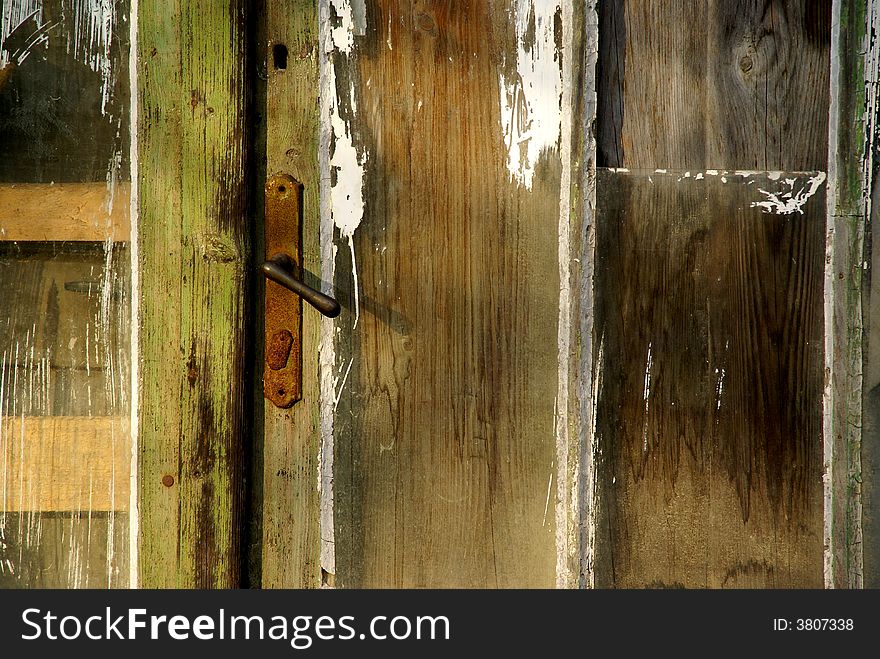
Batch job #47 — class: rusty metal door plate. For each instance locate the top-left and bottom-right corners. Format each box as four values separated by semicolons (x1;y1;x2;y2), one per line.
263;173;303;408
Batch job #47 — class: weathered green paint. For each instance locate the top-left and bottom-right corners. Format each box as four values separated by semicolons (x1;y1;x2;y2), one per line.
827;0;869;588
137;0;250;588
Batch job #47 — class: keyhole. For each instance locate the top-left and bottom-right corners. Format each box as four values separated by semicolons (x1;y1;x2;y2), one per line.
273;44;288;70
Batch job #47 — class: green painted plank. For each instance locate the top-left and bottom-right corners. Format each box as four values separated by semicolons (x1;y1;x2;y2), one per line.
137;0;250;588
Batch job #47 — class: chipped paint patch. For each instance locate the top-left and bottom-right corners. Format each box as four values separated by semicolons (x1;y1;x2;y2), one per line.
751;172;827;215
500;1;562;189
325;0;367;330
317;0;368;582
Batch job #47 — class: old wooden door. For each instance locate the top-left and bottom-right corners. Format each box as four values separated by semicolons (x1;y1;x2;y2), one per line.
244;0;862;589
3;0;872;590
247;0;586;588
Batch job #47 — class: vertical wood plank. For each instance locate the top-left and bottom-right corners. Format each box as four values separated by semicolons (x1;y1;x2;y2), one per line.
331;0;565;587
559;0;599;588
831;0;871;589
137;0;250;588
594;0;834;589
252;0;323;589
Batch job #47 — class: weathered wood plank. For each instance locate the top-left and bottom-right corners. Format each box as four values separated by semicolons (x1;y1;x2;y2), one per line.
593;169;825;588
832;0;873;589
0;416;130;511
330;0;563;588
558;0;599;588
251;0;323;589
0;184;130;242
137;0;251;588
597;0;831;170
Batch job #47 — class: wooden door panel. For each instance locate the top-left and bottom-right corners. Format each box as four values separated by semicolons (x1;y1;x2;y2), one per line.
593;169;825;587
326;1;570;588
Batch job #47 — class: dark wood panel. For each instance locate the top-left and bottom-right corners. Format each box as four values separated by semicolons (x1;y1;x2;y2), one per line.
597;0;831;170
332;1;563;588
593;169;825;587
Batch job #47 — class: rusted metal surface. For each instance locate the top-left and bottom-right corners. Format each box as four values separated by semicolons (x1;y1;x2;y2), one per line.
264;173;303;408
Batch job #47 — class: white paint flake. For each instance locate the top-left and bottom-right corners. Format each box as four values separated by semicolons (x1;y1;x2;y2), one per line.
323;0;367;330
714;367;726;410
499;1;562;188
751;172;827;215
386;8;392;50
318;0;367;583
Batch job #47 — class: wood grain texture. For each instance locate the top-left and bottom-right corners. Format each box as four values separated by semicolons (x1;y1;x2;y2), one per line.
1;416;129;511
332;1;561;588
559;0;598;588
597;0;831;170
593;170;825;587
251;0;323;589
831;0;871;588
137;0;251;588
0;184;130;242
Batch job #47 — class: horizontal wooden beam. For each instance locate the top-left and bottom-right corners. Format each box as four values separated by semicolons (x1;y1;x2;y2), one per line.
0;416;130;512
0;183;131;242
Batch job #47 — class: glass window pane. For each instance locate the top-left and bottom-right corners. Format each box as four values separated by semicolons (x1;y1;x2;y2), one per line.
0;0;131;588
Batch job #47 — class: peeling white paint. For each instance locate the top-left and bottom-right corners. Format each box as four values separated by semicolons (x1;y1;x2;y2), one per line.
751;172;826;215
324;0;367;331
500;1;562;188
554;0;576;588
714;367;726;411
318;0;368;582
542;463;553;528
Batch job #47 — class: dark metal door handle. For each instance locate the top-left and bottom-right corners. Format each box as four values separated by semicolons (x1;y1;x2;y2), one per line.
261;253;341;318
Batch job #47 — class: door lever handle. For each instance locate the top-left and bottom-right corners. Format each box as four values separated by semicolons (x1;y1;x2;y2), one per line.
261;253;341;318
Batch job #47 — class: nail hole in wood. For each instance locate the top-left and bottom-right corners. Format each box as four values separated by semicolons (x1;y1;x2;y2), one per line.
273;43;288;70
